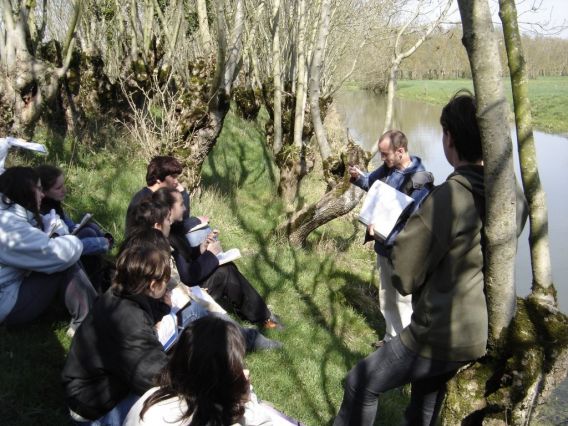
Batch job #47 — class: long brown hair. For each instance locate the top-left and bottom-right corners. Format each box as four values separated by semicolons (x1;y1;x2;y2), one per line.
140;316;249;425
112;244;171;296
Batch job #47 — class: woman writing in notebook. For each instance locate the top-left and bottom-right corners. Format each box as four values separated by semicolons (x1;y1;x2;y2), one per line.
149;188;282;331
0;167;96;335
126;195;282;351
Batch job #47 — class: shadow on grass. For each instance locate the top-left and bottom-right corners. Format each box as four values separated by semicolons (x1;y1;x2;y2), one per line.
200;118;408;424
0;305;73;426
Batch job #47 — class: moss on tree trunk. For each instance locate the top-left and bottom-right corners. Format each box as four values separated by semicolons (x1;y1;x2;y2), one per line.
442;297;568;424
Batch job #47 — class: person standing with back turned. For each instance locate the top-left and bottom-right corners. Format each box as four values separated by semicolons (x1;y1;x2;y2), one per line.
335;92;528;425
348;130;433;345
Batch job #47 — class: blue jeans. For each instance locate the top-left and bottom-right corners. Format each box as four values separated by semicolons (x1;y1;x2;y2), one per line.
73;393;139;426
333;336;468;426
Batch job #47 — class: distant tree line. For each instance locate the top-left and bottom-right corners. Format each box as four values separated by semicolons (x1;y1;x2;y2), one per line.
352;24;568;91
406;26;568;79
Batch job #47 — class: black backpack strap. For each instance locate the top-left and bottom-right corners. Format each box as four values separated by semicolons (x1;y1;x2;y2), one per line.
403;171;435;195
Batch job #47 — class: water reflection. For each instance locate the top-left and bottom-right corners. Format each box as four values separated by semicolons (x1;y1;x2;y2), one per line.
335;90;568;313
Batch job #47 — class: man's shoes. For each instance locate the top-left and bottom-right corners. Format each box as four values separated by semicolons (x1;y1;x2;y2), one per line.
261;313;284;331
252;333;283;351
371;340;385;349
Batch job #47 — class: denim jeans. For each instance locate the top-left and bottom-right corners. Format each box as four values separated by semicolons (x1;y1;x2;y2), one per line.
333;335;468;426
4;264;96;331
72;393;139;426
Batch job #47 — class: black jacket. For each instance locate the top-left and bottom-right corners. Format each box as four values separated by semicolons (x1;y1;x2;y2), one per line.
170;232;220;284
62;289;169;420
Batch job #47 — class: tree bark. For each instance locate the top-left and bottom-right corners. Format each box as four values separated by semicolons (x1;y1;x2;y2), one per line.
197;0;212;53
271;0;283;155
282;136;370;247
181;0;245;192
308;0;332;161
293;0;307;150
458;0;517;349
499;0;556;309
0;0;80;138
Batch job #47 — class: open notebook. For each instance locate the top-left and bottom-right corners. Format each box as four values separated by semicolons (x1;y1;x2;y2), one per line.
156;286;225;351
358;179;414;241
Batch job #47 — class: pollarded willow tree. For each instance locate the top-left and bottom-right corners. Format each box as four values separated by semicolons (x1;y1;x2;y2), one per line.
235;0;376;244
439;0;568;423
1;0;247;191
280;0;450;246
0;0;80;139
71;0;246;191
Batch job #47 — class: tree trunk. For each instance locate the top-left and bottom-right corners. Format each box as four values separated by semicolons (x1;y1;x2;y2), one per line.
279;0;373;243
0;0;78;138
459;0;517;349
499;0;556;309
383;60;399;132
292;0;307;149
282;136;370;247
271;0;283;155
196;0;212;53
181;0;245;192
308;0;332;162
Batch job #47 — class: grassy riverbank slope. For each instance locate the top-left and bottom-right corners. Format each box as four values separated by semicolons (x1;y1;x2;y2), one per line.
0;111;407;425
396;77;568;135
1;109;565;425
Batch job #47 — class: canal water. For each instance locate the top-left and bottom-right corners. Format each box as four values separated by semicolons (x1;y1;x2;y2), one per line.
335;90;568;313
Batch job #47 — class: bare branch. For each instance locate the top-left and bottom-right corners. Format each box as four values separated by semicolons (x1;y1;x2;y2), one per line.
62;0;82;58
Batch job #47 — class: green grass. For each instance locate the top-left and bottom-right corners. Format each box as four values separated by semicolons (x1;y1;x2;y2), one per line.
0;110;408;425
396;77;568;135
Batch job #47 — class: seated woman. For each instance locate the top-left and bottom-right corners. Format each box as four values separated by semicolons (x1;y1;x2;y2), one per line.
0;167;96;335
151;188;282;330
124;316;279;426
36;165;113;292
62;242;172;424
126;198;281;351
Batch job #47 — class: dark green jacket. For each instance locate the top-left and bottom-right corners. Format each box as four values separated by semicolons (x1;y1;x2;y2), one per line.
390;165;488;362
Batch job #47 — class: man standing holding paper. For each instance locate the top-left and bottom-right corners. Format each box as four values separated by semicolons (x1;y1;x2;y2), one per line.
348;130;433;346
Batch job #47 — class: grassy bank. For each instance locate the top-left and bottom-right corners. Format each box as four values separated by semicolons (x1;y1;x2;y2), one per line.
396;77;568;135
0;111;407;425
2;108;565;425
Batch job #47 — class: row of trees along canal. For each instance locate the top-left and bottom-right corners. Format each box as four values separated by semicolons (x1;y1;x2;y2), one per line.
1;0;567;423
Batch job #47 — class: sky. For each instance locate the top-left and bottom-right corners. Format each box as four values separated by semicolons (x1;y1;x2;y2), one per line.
440;0;568;38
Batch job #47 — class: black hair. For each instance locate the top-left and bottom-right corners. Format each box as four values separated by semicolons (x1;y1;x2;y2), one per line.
126;199;170;238
35;164;63;193
440;90;482;163
0;167;42;225
152;187;179;209
140;316;249;425
35;164;65;216
119;228;171;256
